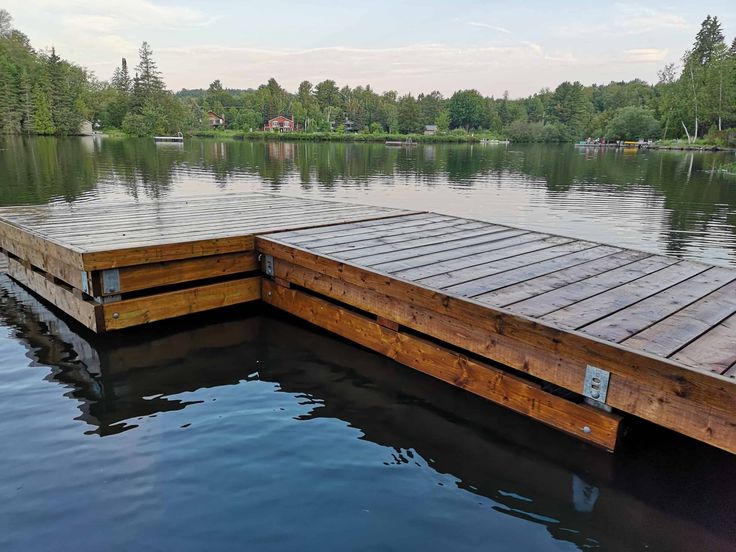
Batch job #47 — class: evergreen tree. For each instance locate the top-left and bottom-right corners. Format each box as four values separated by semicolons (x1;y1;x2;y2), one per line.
19;68;33;133
134;41;164;102
688;15;725;66
0;9;12;38
32;85;54;134
111;58;131;92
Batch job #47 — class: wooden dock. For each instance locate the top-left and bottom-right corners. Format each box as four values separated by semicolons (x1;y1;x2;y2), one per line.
0;193;734;454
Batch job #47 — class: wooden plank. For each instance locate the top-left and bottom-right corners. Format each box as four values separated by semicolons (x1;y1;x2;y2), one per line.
670;314;736;375
382;235;569;279
0;219;85;269
345;227;527;266
542;261;709;329
433;245;620;295
334;224;511;261
475;250;649;308
430;241;599;293
268;212;433;242
256;238;736;453
80;235;255;271
4;254;100;331
315;220;489;255
262;280;622;450
508;255;678;318
69;205;405;247
622;279;736;358
581;267;736;343
288;215;453;247
92;251;259;296
102;276;261;331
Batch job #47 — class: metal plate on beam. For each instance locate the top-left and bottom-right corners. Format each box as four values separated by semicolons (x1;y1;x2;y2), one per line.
264;255;274;277
102;269;120;294
583;365;610;403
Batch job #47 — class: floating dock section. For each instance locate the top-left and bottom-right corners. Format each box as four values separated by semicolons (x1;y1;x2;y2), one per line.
0;192;734;454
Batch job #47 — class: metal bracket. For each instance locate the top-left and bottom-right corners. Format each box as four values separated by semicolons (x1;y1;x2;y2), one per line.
583;365;610;405
81;270;90;295
98;294;121;304
102;269;121;295
263;255;274;277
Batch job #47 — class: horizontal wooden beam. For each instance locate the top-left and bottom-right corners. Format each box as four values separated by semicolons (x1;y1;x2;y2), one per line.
91;252;259;296
81;235;256;271
101;275;261;331
262;279;622;450
256;240;736;454
4;254;100;331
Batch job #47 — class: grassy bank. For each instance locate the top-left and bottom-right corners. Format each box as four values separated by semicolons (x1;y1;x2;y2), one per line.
719;161;736;175
650;138;736;152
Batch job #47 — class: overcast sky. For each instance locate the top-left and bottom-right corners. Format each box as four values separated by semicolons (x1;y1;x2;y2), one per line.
4;0;735;97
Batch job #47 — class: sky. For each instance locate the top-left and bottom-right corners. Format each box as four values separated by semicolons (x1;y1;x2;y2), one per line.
4;0;735;98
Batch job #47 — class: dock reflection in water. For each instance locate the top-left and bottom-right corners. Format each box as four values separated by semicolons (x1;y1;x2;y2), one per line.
0;274;734;551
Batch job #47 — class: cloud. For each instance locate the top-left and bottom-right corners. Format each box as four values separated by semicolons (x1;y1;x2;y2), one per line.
624;48;669;62
614;4;689;33
465;21;512;34
17;0;217;30
154;42;591;96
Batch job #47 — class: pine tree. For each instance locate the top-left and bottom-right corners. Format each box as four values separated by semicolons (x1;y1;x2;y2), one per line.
0;9;12;38
19;69;33;133
689;15;725;66
134;42;163;101
32;86;55;134
111;58;131;92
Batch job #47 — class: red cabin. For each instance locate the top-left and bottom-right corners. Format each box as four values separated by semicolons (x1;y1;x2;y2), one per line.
264;115;295;132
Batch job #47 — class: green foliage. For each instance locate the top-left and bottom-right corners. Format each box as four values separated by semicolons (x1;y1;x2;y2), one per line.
504;121;545;142
447;89;486;130
604;107;660;140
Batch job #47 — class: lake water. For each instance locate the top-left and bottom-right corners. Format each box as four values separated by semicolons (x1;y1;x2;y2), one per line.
0;136;735;551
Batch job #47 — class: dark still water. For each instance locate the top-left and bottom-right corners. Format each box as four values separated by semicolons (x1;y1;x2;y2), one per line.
0;136;735;551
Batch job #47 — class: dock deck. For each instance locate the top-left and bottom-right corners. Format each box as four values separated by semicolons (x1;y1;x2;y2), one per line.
1;193;734;453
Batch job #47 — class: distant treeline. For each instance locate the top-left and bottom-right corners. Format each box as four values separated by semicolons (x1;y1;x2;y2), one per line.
1;9;735;144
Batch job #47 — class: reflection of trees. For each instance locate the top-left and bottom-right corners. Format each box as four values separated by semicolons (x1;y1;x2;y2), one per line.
0;274;734;551
0;136;100;205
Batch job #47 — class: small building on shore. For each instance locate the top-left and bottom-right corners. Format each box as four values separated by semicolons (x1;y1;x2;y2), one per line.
265;115;296;132
207;111;226;128
424;124;438;136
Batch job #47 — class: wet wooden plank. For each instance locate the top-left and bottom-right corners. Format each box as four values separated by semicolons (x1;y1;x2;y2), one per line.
431;241;599;293
670;314;736;375
262;279;622;450
291;215;455;248
93;252;260;296
622;280;736;357
4;254;100;331
581;267;736;343
102;275;261;331
475;250;650;308
269;212;434;242
347;227;528;266
316;220;489;255
333;223;510;261
370;232;554;274
458;242;623;303
508;256;678;318
543;261;709;329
